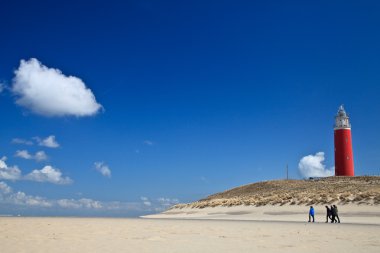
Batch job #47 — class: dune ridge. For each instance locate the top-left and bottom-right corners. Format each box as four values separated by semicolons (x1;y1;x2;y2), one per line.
173;176;380;209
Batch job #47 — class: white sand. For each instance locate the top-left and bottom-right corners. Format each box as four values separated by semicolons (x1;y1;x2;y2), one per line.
144;204;380;224
1;209;380;253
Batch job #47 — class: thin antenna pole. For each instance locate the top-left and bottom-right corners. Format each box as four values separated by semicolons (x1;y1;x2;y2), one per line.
286;164;289;180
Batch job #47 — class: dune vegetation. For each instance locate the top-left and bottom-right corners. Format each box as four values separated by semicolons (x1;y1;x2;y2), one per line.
173;176;380;209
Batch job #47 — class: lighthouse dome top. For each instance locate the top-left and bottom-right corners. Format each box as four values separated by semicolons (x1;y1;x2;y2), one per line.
338;105;347;117
335;105;351;129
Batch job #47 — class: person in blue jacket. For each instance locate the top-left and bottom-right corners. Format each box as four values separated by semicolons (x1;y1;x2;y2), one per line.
308;206;315;222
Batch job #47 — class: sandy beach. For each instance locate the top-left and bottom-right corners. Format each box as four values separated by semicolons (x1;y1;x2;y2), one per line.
1;205;380;253
145;204;380;224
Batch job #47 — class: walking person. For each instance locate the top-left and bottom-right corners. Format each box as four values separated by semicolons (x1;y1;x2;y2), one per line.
325;206;332;223
331;205;336;223
333;205;340;223
308;206;315;222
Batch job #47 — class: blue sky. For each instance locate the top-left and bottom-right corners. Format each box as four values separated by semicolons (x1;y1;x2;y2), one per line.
1;0;380;216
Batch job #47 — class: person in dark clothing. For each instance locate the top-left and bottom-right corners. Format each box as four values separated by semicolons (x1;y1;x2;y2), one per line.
325;206;332;223
333;205;340;223
308;206;315;222
331;205;337;223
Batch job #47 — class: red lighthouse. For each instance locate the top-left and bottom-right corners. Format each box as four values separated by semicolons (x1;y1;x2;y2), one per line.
334;105;354;176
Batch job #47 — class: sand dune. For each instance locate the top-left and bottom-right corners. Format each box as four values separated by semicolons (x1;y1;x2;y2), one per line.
173;176;380;209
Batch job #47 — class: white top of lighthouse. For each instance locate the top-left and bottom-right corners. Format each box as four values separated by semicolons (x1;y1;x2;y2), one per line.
334;105;351;130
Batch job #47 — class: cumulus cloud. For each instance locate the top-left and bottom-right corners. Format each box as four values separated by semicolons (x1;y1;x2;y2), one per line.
0;157;71;185
12;58;102;117
0;181;102;209
12;135;60;148
15;150;32;159
298;152;334;178
94;162;111;178
34;135;60;148
24;166;73;185
10;191;52;207
0;157;22;180
0;82;5;93
0;181;52;207
0;181;155;212
0;181;12;194
15;150;48;161
1;180;181;214
34;151;48;161
11;138;33;145
57;198;102;209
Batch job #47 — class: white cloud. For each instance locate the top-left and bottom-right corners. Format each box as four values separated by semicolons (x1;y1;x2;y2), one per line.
34;135;60;148
57;198;102;209
138;196;180;212
24;166;73;185
0;181;12;194
10;191;52;207
298;152;334;178
140;196;152;207
94;162;111;178
35;151;48;161
15;150;48;162
12;58;102;117
0;181;52;207
12;135;60;148
15;150;32;159
0;157;22;180
11;138;33;145
154;197;179;212
157;197;179;206
56;199;82;209
0;181;102;209
0;157;71;185
0;181;145;211
1;181;180;213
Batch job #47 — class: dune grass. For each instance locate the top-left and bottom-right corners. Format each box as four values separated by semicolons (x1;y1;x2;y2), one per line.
173;176;380;209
